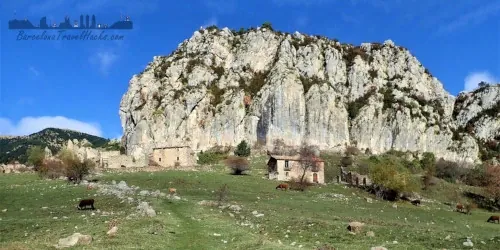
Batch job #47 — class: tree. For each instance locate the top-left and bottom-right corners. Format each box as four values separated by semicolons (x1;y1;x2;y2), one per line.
234;140;251;157
420;152;436;173
478;81;488;88
298;144;320;183
57;148;94;183
261;22;273;31
224;156;250;175
369;156;419;200
27;146;45;170
485;164;500;204
66;159;95;184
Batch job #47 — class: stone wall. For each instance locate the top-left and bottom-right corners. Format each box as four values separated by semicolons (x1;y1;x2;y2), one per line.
150;147;196;168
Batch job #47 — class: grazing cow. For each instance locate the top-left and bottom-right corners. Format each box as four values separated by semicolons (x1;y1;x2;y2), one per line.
411;199;421;206
276;183;289;190
456;203;464;213
86;184;93;190
487;215;500;223
168;188;177;195
77;199;95;210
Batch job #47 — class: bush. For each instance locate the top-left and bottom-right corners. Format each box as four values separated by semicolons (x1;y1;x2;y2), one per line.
66;159;95;184
485;164;500;203
38;159;66;179
464;202;478;214
215;184;229;206
288;177;313;191
340;155;354;167
420;152;436;172
197;147;228;165
27;146;45;171
224;156;250;175
261;22;273;31
435;159;466;183
369;156;419;200
58;149;94;183
345;146;360;156
422;170;438;190
464;165;488;186
234;140;251;157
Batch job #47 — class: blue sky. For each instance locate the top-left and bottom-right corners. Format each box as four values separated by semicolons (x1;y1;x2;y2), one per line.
0;0;498;139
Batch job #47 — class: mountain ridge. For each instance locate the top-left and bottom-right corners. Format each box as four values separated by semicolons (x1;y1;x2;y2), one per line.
0;127;110;164
115;25;497;164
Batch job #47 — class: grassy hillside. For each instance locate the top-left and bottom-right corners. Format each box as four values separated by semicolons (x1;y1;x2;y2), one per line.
1;156;499;249
0;128;110;164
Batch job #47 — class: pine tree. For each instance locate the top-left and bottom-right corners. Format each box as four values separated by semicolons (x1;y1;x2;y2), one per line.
234;140;251;157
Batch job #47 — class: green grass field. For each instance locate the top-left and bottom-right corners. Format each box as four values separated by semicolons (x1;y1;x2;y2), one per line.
1;155;499;249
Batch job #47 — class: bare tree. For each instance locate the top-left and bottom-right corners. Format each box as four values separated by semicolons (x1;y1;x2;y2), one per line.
298;144;320;183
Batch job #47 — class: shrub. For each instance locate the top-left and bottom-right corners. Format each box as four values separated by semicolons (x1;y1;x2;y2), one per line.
345;146;360;156
356;162;370;175
224;156;250;175
288;177;313;191
57;149;94;183
340;155;354;167
420;152;436;172
261;22;273;31
422;170;438;190
215;184;229;206
485;164;500;203
464;165;488;187
364;148;372;155
234;140;251;157
38;159;66;179
435;159;466;183
27;146;45;171
197;147;228;165
369;156;419;199
66;159;95;184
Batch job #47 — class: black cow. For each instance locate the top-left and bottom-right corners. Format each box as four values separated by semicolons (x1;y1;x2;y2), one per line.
77;199;95;210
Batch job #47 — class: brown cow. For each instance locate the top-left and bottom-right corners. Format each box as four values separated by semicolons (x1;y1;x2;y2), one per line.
77;199;95;210
487;215;500;223
276;183;289;190
168;188;177;195
456;203;464;213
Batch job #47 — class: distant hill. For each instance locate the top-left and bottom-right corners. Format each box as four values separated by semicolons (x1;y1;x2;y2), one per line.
0;128;111;164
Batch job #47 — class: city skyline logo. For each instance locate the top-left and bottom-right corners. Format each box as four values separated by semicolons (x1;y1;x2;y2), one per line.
9;13;133;30
8;12;132;41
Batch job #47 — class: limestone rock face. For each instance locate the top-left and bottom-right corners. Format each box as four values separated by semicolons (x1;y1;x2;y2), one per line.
65;139;99;162
119;27;500;164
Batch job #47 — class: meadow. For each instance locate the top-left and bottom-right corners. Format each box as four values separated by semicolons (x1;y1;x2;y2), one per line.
1;155;499;250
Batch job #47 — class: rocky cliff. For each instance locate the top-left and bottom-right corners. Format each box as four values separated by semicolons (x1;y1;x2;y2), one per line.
119;26;500;164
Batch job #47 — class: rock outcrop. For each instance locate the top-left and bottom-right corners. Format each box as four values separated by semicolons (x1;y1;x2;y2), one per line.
0;161;31;174
119;26;500;164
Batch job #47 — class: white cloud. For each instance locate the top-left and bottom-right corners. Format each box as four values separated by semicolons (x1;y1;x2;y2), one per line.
464;71;498;92
435;1;500;36
89;50;118;75
0;116;102;137
29;66;40;77
201;17;218;28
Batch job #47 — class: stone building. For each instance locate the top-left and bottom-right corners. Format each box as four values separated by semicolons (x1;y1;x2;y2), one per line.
150;146;196;168
267;154;325;184
340;167;372;186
